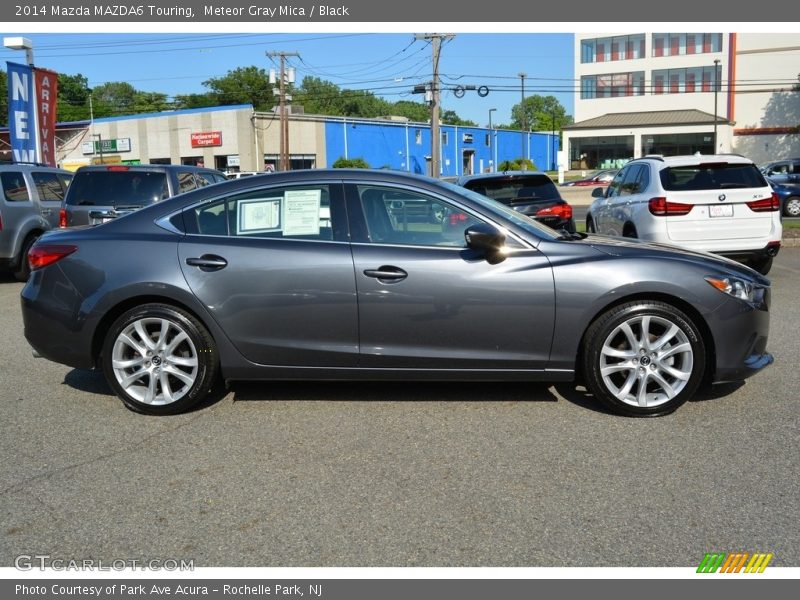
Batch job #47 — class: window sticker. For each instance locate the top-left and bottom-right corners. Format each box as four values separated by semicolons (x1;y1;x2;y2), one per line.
284;189;322;236
237;197;282;234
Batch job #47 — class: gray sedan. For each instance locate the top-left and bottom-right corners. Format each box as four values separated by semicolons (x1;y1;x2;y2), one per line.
21;169;773;417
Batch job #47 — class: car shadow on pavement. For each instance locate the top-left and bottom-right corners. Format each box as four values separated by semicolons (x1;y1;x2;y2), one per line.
230;380;561;405
691;381;745;402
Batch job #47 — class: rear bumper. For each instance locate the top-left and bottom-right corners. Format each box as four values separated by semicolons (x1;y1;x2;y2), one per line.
717;241;781;263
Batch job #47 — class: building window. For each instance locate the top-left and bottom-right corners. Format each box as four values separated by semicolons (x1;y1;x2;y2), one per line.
415;129;422;145
652;33;721;57
652;65;721;95
441;132;448;145
581;34;645;63
581;72;645;99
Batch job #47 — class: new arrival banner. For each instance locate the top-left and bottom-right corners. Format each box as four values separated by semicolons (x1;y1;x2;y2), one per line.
34;67;59;167
6;61;38;163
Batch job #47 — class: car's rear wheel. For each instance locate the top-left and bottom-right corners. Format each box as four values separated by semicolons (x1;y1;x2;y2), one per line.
102;304;218;415
784;196;800;218
582;301;706;417
750;256;773;276
622;223;638;238
586;217;596;233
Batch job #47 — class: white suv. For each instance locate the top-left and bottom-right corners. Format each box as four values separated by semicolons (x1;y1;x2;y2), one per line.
586;154;782;274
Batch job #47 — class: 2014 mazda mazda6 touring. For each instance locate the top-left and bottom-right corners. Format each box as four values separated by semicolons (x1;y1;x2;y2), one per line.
21;170;773;417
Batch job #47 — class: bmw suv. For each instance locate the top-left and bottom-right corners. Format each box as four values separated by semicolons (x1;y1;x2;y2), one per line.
0;162;73;280
586;154;782;274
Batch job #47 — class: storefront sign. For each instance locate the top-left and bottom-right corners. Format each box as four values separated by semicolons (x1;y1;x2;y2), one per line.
191;131;222;148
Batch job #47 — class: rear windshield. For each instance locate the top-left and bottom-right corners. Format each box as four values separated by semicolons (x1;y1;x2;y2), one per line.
659;163;767;191
462;175;559;204
65;171;169;207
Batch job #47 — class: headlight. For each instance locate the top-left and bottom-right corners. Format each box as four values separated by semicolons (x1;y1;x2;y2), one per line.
705;276;759;302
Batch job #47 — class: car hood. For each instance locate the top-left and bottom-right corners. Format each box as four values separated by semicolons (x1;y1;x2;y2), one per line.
581;233;770;284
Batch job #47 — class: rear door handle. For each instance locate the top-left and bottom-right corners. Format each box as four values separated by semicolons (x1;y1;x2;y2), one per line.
363;266;408;282
186;254;228;271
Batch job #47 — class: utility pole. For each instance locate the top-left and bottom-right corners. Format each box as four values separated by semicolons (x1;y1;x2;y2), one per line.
267;51;299;171
518;72;527;166
416;33;454;178
713;58;720;154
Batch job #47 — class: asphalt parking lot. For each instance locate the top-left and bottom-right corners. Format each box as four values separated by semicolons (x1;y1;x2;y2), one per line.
1;251;798;568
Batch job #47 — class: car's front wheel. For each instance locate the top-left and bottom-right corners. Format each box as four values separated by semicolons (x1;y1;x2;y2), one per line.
582;301;706;417
102;304;218;415
784;196;800;218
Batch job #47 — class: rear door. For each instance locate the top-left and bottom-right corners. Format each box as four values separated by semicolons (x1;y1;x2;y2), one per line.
178;181;359;367
659;162;775;243
30;170;67;229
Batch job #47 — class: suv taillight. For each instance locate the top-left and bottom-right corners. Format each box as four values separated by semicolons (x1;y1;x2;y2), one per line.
106;165;130;171
59;208;67;228
28;245;77;271
536;203;573;220
746;193;780;212
449;212;469;226
648;197;693;216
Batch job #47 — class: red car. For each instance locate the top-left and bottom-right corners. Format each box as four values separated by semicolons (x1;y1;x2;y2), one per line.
561;169;619;187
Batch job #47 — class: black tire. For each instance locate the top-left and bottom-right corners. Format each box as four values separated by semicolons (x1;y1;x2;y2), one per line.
586;217;596;233
13;234;38;282
751;256;773;276
783;196;800;218
582;301;706;417
101;303;218;415
622;224;638;238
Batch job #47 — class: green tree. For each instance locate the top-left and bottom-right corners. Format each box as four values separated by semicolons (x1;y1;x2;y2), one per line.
203;66;274;111
133;91;170;114
173;93;217;110
332;157;370;168
0;70;7;127
498;158;537;171
57;73;91;122
91;81;136;117
441;109;477;126
510;95;572;132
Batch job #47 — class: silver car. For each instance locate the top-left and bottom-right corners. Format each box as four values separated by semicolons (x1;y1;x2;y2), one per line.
0;163;73;280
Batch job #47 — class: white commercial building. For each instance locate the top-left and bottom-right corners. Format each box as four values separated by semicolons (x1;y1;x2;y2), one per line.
563;33;799;170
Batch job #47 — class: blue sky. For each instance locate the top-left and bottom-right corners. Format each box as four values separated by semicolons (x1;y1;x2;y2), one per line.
0;32;575;126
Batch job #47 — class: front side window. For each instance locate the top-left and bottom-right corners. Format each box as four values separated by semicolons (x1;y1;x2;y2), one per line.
606;167;628;198
177;171;198;193
190;184;335;241
358;185;481;248
1;171;30;202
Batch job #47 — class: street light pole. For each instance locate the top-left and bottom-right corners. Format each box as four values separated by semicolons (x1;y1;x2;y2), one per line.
518;72;527;166
551;112;557;171
488;108;497;173
3;37;34;66
713;58;720;154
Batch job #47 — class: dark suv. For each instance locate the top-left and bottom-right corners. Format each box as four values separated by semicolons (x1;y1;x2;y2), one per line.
456;171;575;232
0;163;73;280
61;164;227;227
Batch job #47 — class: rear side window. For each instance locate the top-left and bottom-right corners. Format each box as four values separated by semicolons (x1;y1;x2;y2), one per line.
65;171;169;207
464;175;559;205
1;171;30;202
31;171;66;201
177;171;198;193
660;164;767;191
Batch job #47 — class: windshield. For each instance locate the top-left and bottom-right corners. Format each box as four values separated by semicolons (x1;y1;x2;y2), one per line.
437;180;560;241
66;171;169;206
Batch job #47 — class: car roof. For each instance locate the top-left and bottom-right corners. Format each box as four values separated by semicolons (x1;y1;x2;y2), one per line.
73;164;223;174
632;154;755;167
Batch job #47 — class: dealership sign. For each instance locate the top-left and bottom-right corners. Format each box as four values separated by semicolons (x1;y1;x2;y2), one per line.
81;138;132;154
191;131;222;148
6;61;58;166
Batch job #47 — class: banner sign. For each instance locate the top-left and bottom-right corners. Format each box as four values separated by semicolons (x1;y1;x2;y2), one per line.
191;131;222;147
34;67;58;166
6;61;38;163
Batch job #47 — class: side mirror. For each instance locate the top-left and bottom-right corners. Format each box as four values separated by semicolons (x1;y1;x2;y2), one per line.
591;187;606;198
465;223;506;263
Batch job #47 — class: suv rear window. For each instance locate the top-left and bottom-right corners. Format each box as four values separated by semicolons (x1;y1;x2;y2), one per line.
660;164;767;191
463;175;559;205
66;171;169;207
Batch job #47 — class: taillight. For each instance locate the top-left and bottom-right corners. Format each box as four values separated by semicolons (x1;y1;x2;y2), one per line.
536;203;573;220
28;244;77;271
448;212;469;226
648;197;693;216
106;165;130;171
59;208;67;228
0;212;3;231
746;193;780;212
